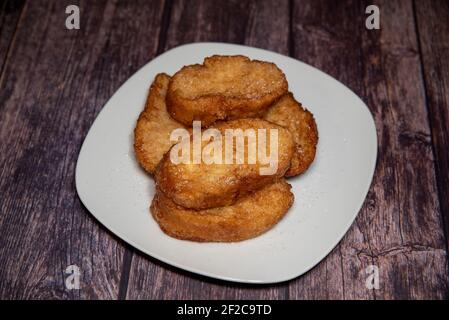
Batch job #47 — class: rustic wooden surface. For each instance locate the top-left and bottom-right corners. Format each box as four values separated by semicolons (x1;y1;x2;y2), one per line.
0;0;448;300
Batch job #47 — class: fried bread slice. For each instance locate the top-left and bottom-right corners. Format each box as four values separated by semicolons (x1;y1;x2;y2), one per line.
167;55;288;126
155;119;294;210
264;93;318;176
151;179;294;242
134;73;185;174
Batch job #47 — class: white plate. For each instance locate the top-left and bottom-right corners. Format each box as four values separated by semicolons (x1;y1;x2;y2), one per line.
76;43;377;284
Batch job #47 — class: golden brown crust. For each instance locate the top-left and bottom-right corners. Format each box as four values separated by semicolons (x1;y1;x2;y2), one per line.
134;73;186;175
167;55;288;127
151;179;294;242
264;93;318;176
155;118;294;210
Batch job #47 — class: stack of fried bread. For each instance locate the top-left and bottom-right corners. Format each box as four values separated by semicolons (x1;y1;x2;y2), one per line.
134;55;318;242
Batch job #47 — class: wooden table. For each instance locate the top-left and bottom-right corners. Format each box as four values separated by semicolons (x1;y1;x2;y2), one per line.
0;0;448;300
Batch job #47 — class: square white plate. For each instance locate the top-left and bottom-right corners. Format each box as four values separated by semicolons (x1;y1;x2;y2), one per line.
76;42;377;284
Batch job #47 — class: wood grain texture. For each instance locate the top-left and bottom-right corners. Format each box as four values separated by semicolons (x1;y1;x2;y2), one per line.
288;0;448;299
414;0;449;254
0;0;25;75
125;0;291;300
0;0;166;299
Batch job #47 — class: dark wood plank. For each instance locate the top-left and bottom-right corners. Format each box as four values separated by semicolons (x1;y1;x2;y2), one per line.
288;0;448;299
0;0;25;74
125;0;291;299
164;0;290;54
415;0;449;256
0;0;166;299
